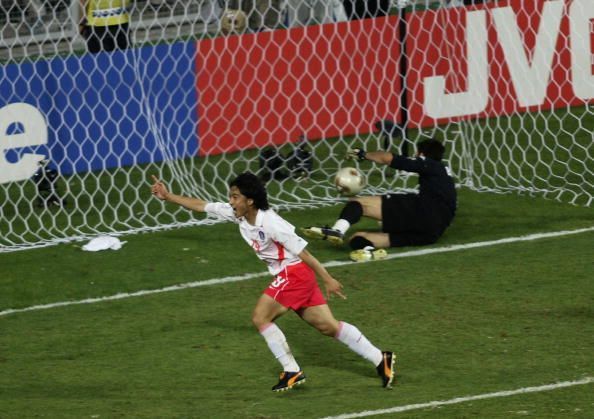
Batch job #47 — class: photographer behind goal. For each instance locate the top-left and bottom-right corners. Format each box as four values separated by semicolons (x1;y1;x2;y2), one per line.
302;138;457;261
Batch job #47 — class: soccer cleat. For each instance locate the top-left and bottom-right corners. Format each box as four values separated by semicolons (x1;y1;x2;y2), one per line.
376;351;396;388
272;371;307;392
301;226;344;245
349;246;388;262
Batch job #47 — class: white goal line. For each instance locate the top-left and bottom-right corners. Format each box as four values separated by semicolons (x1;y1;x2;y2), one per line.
1;226;593;318
321;376;594;419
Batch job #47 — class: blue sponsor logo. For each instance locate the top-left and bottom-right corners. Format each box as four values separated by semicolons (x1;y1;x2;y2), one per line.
0;42;198;176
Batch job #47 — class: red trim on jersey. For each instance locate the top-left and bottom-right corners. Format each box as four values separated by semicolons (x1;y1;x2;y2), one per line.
273;240;285;261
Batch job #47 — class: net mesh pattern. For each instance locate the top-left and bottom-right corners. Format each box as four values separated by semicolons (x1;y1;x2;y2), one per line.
0;0;592;251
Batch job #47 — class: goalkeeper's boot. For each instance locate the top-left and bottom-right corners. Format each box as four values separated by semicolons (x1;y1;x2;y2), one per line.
376;351;396;388
349;246;388;262
272;371;306;392
301;226;344;245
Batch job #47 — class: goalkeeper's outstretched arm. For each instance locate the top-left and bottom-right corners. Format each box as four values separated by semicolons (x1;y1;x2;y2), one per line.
362;151;393;166
150;175;208;213
347;149;393;166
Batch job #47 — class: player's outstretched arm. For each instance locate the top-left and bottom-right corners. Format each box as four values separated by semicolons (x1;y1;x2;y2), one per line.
150;175;208;213
347;148;393;166
299;249;346;300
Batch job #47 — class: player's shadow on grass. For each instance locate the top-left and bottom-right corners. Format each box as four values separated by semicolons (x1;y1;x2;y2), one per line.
193;301;382;381
286;327;374;378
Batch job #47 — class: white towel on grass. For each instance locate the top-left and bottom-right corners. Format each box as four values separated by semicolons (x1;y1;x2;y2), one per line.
82;236;125;252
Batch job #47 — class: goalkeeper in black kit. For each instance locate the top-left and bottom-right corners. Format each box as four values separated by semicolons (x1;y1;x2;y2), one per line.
302;139;457;262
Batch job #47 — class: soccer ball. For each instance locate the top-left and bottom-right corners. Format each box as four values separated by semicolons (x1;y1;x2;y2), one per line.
334;167;365;196
220;9;247;35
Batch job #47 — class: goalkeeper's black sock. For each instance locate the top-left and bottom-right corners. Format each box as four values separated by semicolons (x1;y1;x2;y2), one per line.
339;201;363;224
349;236;374;250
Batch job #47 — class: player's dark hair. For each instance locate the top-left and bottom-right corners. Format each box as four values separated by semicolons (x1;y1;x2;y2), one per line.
230;172;270;210
417;139;445;161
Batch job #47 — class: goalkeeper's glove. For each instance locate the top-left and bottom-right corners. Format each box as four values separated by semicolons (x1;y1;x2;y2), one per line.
347;148;367;161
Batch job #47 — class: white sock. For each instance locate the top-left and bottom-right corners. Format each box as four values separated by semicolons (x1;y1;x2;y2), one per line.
332;219;351;235
259;323;300;372
335;321;382;366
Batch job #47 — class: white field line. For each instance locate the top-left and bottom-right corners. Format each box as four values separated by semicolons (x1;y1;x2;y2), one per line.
321;376;594;419
2;226;593;318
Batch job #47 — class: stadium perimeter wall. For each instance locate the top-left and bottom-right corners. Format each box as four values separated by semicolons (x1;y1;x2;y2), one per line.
0;0;592;181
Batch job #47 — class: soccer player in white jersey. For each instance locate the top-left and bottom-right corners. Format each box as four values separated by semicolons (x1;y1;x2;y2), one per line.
151;172;395;391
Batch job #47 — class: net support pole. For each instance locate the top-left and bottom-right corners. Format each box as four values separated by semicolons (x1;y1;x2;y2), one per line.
396;3;410;156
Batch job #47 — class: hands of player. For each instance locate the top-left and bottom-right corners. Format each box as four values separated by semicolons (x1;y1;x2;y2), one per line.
346;148;366;161
150;175;169;200
324;276;347;300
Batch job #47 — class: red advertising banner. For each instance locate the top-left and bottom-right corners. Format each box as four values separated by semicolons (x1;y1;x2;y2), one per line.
196;0;593;155
196;18;401;155
407;0;593;127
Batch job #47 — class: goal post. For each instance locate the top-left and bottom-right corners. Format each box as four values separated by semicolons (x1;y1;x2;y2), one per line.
0;0;592;252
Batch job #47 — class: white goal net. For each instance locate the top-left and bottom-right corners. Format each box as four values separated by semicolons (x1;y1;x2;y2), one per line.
1;0;592;251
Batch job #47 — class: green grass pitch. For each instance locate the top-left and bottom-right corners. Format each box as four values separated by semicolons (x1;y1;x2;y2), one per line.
1;189;594;418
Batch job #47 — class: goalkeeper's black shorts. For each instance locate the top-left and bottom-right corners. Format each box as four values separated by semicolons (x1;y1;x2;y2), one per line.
381;193;453;247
